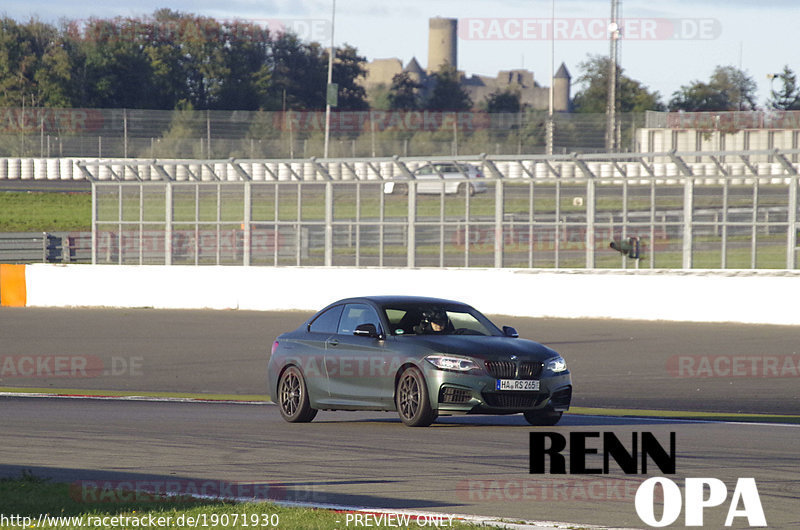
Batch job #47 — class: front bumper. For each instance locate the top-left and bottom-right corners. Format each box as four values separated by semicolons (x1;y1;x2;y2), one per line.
423;367;572;415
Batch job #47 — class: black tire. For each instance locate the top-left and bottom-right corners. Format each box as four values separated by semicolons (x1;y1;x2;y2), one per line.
277;366;317;423
458;183;475;197
395;366;437;427
523;409;563;426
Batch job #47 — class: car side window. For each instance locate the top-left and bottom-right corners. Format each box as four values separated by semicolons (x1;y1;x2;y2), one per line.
338;303;382;335
308;305;343;334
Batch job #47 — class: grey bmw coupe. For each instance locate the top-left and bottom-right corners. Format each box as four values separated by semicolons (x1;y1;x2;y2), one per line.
267;296;572;427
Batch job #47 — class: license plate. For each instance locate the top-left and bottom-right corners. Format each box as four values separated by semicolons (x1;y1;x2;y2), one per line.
496;379;540;391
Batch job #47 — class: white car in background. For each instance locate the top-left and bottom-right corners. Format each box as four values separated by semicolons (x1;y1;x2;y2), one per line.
383;163;488;196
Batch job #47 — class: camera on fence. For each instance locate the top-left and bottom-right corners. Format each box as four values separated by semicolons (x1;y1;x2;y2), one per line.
610;237;641;259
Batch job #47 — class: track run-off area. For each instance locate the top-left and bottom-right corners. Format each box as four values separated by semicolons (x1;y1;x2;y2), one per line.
1;308;799;528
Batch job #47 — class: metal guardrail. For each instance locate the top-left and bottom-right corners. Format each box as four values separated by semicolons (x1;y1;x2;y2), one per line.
85;150;800;271
0;232;91;264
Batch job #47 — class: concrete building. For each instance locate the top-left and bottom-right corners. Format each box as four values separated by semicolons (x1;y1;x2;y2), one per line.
361;17;571;112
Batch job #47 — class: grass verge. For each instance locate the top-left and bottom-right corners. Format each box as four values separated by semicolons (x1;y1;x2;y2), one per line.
0;473;483;529
0;192;91;232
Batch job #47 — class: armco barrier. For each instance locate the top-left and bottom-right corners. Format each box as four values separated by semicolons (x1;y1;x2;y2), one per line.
14;264;800;325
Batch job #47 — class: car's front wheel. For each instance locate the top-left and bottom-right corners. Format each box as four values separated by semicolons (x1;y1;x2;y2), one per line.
458;183;476;196
396;366;437;427
523;409;563;426
277;366;317;423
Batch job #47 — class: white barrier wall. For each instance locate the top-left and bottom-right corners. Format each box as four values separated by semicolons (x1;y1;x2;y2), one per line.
23;265;800;325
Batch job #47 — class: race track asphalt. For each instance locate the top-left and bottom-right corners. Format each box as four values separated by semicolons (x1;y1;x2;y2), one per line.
1;398;798;528
1;307;798;414
1;308;799;528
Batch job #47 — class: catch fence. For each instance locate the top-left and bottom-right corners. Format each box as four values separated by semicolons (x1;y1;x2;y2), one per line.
0;108;644;159
80;150;800;270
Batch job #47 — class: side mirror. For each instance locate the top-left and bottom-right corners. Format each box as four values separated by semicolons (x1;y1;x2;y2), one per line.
502;326;519;338
354;323;382;339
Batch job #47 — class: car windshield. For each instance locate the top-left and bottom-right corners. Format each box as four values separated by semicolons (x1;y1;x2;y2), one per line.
380;302;501;337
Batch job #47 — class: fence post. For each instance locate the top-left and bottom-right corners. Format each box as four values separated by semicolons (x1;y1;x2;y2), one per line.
682;175;693;269
586;177;596;269
573;155;596;269
774;150;798;269
494;179;504;268
91;182;97;265
408;181;416;268
787;171;798;269
244;181;252;266
325;181;333;266
123;109;128;158
165;182;173;266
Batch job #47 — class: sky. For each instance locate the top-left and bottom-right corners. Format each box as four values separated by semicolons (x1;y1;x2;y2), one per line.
3;0;799;107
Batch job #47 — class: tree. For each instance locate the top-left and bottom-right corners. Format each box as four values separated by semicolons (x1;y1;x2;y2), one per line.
669;82;730;112
710;66;757;110
388;72;421;110
767;65;800;110
267;33;326;110
669;65;757;111
152;100;205;157
0;17;73;107
0;10;373;113
572;54;664;113
330;44;369;111
68;17;159;108
424;65;472;111
484;89;521;113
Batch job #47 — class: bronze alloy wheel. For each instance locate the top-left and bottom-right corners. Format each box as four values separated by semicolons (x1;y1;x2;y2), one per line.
396;366;436;427
278;366;317;423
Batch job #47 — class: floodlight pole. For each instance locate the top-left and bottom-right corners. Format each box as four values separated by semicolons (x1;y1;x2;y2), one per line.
605;0;620;152
324;0;336;159
546;0;555;155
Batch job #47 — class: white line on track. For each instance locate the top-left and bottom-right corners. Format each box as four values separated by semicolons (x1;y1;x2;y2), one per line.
0;391;271;405
3;392;798;429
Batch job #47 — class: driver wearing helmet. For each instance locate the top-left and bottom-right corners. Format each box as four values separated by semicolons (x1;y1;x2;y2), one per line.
414;310;450;334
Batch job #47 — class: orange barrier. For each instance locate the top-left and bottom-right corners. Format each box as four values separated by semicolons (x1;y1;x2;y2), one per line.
0;264;26;307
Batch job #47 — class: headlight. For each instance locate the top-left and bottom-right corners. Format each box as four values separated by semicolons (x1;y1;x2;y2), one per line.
546;356;567;373
425;355;481;373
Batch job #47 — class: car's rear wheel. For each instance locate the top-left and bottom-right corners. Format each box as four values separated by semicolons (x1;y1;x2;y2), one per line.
277;366;317;423
458;183;476;197
396;366;437;427
523;409;563;426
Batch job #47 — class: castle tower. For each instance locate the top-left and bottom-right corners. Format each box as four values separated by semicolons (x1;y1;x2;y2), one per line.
427;18;457;73
553;63;571;112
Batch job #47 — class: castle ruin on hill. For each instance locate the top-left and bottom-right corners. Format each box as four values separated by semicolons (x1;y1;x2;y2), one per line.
360;17;572;111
